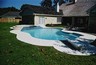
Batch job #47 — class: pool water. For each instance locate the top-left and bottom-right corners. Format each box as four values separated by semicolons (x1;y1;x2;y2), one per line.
22;27;81;40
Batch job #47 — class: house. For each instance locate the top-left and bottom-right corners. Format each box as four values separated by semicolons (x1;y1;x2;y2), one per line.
20;4;62;25
59;0;96;32
88;4;96;32
0;11;22;22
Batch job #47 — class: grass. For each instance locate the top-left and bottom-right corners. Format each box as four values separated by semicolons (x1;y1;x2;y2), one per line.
0;22;96;65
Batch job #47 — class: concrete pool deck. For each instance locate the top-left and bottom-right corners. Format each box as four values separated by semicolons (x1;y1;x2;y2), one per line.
10;25;96;56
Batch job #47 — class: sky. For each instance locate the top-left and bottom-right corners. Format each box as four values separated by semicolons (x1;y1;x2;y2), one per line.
0;0;42;9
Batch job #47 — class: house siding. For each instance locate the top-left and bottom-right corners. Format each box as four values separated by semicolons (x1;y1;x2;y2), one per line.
89;12;96;32
34;15;61;25
0;12;21;23
22;15;34;24
0;17;21;23
34;16;39;25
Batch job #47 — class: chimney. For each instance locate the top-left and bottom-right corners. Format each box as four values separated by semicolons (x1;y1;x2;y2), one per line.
75;0;77;2
72;0;77;3
56;2;59;12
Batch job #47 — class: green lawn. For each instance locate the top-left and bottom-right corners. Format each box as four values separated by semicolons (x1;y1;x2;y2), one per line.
0;22;96;65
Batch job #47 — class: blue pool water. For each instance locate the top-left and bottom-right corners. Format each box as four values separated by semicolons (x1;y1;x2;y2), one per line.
21;26;81;40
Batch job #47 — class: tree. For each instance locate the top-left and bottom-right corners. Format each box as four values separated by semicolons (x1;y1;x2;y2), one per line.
53;0;59;5
21;4;30;10
59;0;65;5
40;0;52;8
0;7;19;16
53;0;64;6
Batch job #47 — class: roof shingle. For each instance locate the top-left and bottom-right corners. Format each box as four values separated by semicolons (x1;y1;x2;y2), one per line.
60;0;96;16
1;12;21;18
20;5;62;15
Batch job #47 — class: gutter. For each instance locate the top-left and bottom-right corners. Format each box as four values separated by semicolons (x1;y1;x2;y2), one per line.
33;13;63;17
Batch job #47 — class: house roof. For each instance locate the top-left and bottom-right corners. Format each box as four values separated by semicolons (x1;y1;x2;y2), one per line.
20;4;62;16
1;11;21;18
87;4;96;13
60;0;96;16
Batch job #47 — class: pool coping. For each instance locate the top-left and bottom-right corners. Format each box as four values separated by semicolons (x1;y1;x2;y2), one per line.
10;25;96;56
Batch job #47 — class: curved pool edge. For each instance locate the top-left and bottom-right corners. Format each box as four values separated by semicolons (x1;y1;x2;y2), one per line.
62;29;96;40
10;25;96;56
10;30;56;46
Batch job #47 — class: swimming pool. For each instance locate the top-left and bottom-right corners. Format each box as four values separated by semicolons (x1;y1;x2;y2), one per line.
11;25;96;55
21;27;81;40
